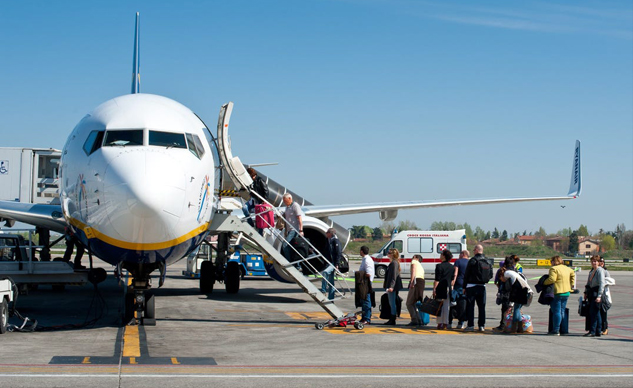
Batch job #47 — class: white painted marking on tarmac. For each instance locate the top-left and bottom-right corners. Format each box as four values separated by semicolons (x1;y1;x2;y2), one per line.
1;374;632;379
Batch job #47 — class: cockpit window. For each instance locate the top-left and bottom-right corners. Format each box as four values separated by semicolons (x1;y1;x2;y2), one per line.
186;133;206;159
148;131;187;148
104;130;144;146
83;130;105;155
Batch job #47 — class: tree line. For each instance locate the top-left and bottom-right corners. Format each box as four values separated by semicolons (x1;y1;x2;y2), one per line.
348;221;633;254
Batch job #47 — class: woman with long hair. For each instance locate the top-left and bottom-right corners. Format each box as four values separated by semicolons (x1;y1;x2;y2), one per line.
383;248;403;325
584;255;605;337
433;250;455;329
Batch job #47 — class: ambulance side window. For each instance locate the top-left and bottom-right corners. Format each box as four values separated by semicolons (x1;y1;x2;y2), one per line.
437;243;462;256
382;240;403;256
408;237;433;253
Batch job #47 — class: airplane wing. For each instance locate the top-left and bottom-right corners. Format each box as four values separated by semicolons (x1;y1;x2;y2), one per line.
0;201;67;233
303;140;582;220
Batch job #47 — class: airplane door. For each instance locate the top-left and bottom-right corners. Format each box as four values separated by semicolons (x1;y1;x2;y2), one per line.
216;102;253;195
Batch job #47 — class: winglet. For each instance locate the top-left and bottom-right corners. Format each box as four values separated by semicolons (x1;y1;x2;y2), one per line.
131;12;141;94
567;140;581;197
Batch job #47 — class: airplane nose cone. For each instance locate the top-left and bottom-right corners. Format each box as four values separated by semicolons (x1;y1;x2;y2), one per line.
103;150;186;242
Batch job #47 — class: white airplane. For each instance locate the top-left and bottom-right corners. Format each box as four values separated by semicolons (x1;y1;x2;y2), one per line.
0;13;581;325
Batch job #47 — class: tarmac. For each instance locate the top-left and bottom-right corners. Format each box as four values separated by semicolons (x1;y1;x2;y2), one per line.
1;260;631;387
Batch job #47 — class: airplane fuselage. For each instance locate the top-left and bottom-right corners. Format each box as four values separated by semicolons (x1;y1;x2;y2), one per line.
60;94;220;267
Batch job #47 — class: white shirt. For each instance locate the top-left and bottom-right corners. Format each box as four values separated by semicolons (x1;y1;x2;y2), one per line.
359;254;375;282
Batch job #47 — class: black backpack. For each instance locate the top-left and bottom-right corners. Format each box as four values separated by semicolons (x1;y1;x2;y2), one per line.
470;256;494;284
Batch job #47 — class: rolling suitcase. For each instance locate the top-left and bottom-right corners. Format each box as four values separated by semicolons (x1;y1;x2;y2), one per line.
548;307;569;334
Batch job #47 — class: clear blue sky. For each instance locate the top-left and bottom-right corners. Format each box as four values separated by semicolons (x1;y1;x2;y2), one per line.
1;0;631;236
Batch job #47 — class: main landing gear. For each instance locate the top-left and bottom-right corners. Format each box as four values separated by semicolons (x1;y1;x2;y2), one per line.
199;232;241;295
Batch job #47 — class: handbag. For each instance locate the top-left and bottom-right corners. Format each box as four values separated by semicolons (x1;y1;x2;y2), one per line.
578;296;589;317
419;296;443;316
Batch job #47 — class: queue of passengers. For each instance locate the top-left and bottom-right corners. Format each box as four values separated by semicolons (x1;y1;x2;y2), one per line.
369;245;614;336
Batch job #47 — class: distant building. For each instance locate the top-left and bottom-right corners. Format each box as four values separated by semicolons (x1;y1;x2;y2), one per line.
545;236;566;252
578;238;602;256
517;235;540;245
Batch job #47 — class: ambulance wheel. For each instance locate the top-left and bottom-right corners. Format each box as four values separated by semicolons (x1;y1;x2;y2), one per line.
315;322;325;330
1;299;8;334
354;321;364;330
200;261;215;294
375;265;387;278
143;293;156;326
225;261;241;294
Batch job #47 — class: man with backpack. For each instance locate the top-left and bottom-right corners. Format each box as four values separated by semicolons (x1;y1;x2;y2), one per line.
462;244;493;332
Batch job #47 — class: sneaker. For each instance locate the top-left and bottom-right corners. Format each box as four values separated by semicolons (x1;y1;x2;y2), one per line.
479;326;485;332
602;329;609;335
464;326;475;331
406;322;417;327
447;324;453;329
457;322;466;329
547;332;560;336
583;333;595;337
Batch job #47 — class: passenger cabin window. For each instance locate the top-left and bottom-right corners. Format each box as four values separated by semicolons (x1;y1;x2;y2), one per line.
104;130;143;146
408;237;433;253
186;133;205;159
149;131;186;148
382;240;403;256
437;243;462;256
83;130;105;155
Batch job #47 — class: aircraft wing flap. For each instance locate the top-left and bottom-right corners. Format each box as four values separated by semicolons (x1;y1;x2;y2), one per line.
0;201;67;233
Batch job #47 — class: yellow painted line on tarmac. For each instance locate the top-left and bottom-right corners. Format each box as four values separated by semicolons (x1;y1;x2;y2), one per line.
123;326;141;358
81;357;91;364
171;358;180;365
227;324;312;328
129;357;137;365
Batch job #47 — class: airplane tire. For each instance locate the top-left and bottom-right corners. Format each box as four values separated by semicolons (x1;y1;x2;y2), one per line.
200;261;215;294
225;261;241;294
1;299;8;334
375;265;387;278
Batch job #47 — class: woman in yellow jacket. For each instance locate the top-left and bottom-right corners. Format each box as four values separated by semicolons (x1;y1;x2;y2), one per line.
543;256;576;335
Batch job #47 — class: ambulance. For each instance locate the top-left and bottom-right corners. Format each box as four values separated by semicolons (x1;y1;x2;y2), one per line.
372;230;467;278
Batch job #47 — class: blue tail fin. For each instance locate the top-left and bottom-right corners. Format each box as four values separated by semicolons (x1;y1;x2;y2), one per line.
131;12;140;94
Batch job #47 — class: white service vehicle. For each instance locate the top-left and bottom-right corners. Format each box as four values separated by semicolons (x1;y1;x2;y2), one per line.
0;278;14;334
0;147;61;206
372;230;467;278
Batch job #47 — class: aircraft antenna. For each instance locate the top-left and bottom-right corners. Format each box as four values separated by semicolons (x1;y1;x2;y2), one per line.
131;12;141;94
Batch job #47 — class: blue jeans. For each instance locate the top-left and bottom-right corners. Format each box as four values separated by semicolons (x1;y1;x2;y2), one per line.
387;290;398;316
590;299;603;335
242;202;255;227
321;264;336;300
513;303;523;323
550;294;569;334
466;285;486;328
282;230;299;262
361;293;372;322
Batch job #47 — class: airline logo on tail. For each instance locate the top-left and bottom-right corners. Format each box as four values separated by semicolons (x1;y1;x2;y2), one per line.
568;140;582;197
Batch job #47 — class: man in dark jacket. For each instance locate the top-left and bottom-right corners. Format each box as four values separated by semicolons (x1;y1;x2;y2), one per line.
462;244;490;332
320;228;341;300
